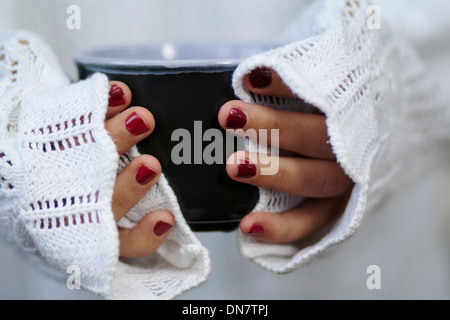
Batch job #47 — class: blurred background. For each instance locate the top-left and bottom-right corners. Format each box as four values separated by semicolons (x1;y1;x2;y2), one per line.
0;0;449;299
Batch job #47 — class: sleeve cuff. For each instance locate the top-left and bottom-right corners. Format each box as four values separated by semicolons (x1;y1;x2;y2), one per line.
231;0;443;273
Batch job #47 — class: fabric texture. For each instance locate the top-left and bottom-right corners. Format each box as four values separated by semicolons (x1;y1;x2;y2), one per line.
1;0;450;299
232;0;450;273
0;31;211;300
0;32;119;295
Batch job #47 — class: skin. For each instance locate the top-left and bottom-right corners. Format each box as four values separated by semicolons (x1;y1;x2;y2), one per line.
108;68;354;257
106;81;175;258
218;69;354;243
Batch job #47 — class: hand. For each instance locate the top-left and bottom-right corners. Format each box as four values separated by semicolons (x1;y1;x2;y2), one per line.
218;68;354;243
106;81;175;257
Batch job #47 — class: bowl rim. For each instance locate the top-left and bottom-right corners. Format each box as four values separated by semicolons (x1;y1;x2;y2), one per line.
75;43;273;70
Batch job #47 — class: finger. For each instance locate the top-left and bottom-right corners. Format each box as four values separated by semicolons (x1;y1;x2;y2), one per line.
240;193;350;243
244;67;296;98
219;100;334;160
105;106;155;155
119;210;175;258
112;154;161;222
227;151;353;198
106;81;132;118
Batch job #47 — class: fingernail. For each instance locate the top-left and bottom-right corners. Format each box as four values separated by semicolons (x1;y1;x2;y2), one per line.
125;112;149;136
249;67;272;88
248;224;265;235
135;165;157;185
237;159;257;178
108;84;126;106
154;221;172;236
226;108;247;129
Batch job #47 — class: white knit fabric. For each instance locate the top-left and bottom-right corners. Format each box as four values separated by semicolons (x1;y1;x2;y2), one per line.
0;32;211;300
1;0;450;299
0;32;119;295
232;0;450;272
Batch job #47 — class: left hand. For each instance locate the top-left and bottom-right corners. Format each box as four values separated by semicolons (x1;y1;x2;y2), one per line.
218;67;354;243
106;81;175;257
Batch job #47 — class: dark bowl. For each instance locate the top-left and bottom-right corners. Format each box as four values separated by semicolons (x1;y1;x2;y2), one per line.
76;43;271;231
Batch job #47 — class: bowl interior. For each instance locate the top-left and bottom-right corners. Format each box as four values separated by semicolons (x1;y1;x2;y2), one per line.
75;43;274;69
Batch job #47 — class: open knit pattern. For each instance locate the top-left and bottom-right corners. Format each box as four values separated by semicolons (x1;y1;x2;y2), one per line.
233;0;450;272
0;33;119;295
0;32;211;300
1;0;450;299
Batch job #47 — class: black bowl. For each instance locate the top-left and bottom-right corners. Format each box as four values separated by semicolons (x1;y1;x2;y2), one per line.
76;44;270;231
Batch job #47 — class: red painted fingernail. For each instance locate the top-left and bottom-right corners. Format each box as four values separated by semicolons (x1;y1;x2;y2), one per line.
135;165;157;185
108;84;126;106
248;224;264;235
237;159;257;178
125;112;149;136
249;67;272;88
226;108;247;129
154;221;172;236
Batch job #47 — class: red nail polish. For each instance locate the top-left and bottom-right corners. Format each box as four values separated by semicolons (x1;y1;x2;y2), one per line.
154;221;172;236
249;67;272;88
237;159;257;178
125;112;149;136
226;108;247;129
248;224;264;235
108;84;126;106
135;165;157;185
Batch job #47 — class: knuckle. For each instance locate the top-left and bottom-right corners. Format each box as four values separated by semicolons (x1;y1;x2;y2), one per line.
112;194;131;220
269;110;282;131
264;163;288;192
319;171;338;197
313;125;333;159
318;167;348;197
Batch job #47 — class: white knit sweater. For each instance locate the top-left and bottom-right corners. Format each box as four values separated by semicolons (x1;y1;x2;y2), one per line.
1;0;450;299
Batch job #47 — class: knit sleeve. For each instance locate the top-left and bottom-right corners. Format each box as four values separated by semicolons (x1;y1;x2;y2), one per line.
232;0;450;273
0;31;210;300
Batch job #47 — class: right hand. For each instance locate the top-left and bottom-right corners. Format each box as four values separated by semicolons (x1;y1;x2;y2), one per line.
218;68;353;243
105;81;175;258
